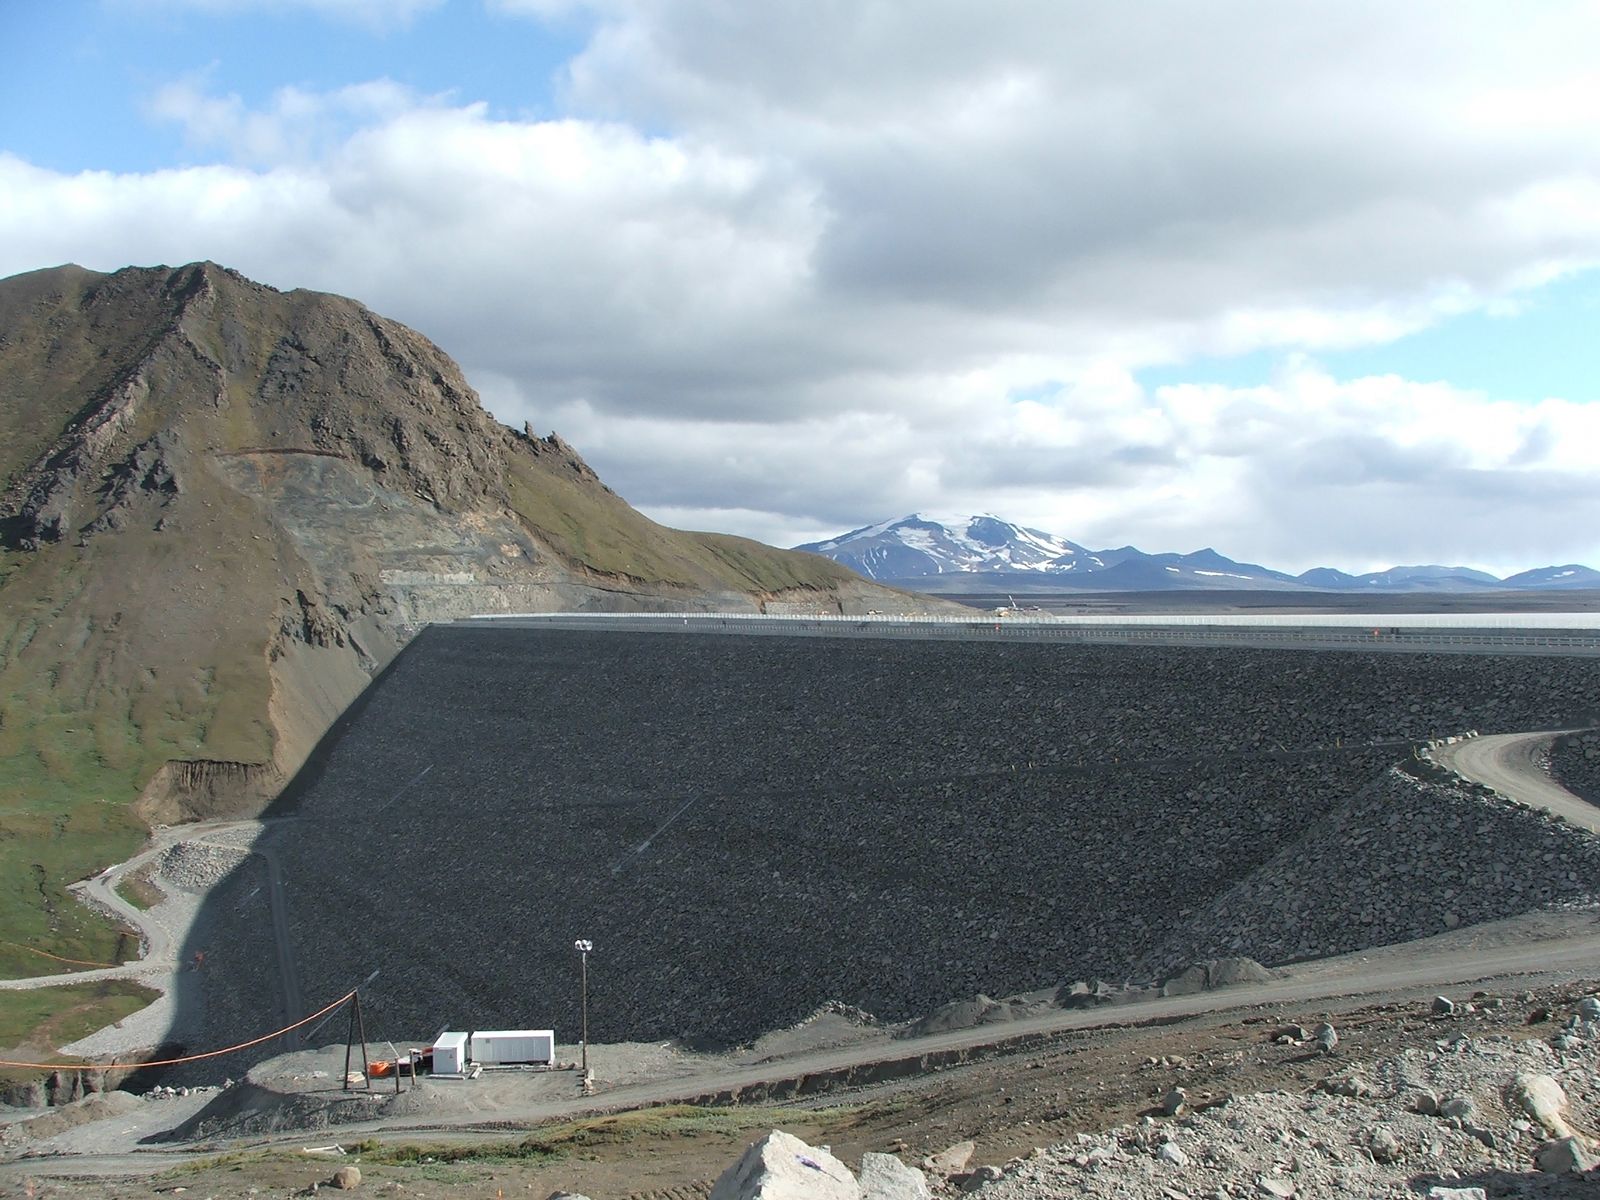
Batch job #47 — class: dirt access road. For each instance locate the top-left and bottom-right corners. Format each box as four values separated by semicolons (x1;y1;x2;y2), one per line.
0;817;303;1055
1429;728;1600;833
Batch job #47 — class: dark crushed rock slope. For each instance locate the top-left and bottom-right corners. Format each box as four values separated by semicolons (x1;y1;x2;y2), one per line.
173;629;1600;1075
1551;731;1600;803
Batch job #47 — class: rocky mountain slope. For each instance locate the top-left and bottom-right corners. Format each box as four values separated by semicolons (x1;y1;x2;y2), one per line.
0;261;919;973
799;514;1600;593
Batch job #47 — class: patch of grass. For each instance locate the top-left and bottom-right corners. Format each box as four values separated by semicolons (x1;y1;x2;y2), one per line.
0;978;160;1064
367;1103;870;1168
162;1148;272;1178
0;503;280;982
115;868;165;911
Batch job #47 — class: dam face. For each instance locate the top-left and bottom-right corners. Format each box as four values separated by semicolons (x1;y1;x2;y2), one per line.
174;626;1600;1069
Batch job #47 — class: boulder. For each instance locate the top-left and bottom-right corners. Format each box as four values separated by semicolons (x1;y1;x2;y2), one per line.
710;1130;860;1200
1578;997;1600;1021
1431;995;1455;1016
921;1141;976;1176
1157;1141;1189;1168
1507;1073;1573;1138
958;1165;1001;1193
1369;1127;1401;1164
330;1165;361;1190
857;1153;929;1200
1535;1136;1598;1174
1160;1087;1187;1116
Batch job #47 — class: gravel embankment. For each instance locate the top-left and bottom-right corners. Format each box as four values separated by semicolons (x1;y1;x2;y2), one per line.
1550;731;1600;804
1135;764;1600;980
162;629;1600;1080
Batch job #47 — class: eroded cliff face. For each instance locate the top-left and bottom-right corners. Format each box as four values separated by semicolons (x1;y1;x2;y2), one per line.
0;262;927;833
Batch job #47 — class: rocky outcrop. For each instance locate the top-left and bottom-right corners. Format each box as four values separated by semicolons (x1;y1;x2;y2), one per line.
0;261;928;878
134;760;285;825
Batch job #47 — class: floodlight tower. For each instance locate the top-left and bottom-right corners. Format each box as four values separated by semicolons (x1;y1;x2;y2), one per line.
574;938;593;1079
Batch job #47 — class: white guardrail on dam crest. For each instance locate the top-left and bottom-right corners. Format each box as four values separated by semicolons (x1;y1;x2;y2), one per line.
458;610;1600;654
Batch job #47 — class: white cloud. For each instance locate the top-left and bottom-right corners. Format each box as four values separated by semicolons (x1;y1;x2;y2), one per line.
6;1;1600;573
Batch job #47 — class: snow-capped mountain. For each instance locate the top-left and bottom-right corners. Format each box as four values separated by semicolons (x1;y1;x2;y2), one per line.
1295;564;1503;590
797;513;1105;579
1500;564;1600;589
795;514;1599;593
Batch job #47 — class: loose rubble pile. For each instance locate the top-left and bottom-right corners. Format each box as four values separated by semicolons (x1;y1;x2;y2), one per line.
170;630;1600;1077
704;996;1600;1200
1134;765;1600;980
158;842;249;892
965;996;1600;1200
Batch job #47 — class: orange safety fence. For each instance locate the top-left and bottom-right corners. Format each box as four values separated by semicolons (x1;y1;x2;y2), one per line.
2;941;127;970
0;988;359;1072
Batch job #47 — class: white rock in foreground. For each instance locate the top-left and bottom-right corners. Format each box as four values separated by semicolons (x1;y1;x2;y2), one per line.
710;1130;861;1200
857;1152;931;1200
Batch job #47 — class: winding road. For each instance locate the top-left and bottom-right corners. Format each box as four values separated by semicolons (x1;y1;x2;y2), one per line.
0;818;305;1057
1428;729;1600;833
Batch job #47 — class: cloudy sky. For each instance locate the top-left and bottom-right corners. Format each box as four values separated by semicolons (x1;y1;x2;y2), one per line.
4;0;1600;575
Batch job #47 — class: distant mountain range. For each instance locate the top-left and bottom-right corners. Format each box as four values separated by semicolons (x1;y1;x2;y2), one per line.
796;514;1600;593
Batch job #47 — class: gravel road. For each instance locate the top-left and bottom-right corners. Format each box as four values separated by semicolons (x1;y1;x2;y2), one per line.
1431;730;1600;833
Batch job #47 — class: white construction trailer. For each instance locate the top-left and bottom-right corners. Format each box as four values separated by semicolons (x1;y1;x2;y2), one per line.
470;1029;555;1067
431;1030;471;1075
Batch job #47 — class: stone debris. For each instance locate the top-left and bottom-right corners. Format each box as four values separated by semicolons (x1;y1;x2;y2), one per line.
857;1152;931;1200
1533;1136;1597;1174
942;1007;1600;1200
958;1165;1003;1192
158;841;249;892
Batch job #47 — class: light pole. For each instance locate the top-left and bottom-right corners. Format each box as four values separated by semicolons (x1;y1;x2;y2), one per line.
574;939;592;1080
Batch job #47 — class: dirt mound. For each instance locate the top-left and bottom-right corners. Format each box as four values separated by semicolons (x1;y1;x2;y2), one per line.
0;1090;143;1147
1158;957;1277;996
907;992;1052;1037
157;1080;391;1143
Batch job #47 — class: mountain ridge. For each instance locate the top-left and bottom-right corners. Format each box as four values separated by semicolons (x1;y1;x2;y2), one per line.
0;260;930;975
796;513;1599;593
